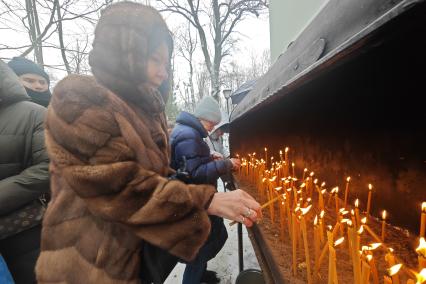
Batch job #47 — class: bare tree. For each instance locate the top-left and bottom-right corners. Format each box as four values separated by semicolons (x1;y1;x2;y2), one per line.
174;22;198;111
0;0;110;73
157;0;268;101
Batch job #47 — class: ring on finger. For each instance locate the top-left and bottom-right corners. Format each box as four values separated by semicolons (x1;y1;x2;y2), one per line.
244;208;252;218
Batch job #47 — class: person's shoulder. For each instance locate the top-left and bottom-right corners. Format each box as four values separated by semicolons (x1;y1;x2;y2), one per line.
50;74;111;123
8;100;46;122
172;123;200;142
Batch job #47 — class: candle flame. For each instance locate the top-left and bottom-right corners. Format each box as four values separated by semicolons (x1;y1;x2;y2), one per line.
368;184;373;190
422;202;426;213
358;226;364;234
304;168;308;172
286;188;292;192
351;209;355;215
355;199;359;208
331;187;339;194
292;162;295;167
306;177;310;181
361;217;367;224
264;147;267;151
366;255;373;262
320;210;325;218
321;182;326;187
280;150;282;155
416;238;426;257
347;220;353;226
310;171;314;177
285;147;289;153
369;243;382;250
346;177;351;182
275;186;282;191
327;225;333;231
334;237;345;247
341;218;350;224
382;210;387;220
321;189;327;194
314;215;318;225
314;178;318;184
300;183;306;188
414;268;426;283
387;264;402;276
262;177;267;183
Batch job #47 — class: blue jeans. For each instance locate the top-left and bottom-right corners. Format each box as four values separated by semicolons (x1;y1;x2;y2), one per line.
0;255;14;284
182;216;228;284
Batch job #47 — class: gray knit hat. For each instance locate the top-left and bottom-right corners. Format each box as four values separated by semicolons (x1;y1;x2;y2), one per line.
193;96;222;124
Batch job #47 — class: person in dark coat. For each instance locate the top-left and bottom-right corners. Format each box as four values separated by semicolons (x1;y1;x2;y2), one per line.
7;56;51;107
170;96;241;284
0;59;50;283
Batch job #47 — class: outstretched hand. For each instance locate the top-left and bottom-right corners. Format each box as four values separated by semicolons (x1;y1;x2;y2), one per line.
207;189;261;227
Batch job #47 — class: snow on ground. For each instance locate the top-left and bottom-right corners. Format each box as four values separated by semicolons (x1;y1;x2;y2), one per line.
165;182;260;284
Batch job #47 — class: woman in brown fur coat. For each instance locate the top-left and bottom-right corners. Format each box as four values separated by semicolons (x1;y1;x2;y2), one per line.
35;2;260;283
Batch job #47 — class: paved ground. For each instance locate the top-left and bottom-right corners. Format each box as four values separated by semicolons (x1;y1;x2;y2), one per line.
165;183;260;284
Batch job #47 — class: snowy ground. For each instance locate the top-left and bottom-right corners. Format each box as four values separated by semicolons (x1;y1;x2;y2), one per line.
165;182;260;284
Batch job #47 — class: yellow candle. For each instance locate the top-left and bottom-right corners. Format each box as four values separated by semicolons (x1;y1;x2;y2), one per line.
385;253;400;284
416;237;426;270
369;252;380;284
292;162;295;178
344;177;351;208
361;256;371;284
421;202;426;238
381;210;387;241
367;184;373;216
355;199;361;227
319;189;325;211
300;206;312;284
313;216;321;283
292;212;298;276
333;187;340;219
319;210;325;244
279;198;285;242
327;230;335;284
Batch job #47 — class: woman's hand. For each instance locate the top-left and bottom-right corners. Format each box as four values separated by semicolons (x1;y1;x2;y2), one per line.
207;189;261;227
229;158;241;171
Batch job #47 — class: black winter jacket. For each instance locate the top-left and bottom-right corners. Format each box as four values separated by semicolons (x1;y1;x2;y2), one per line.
0;60;49;216
170;111;232;186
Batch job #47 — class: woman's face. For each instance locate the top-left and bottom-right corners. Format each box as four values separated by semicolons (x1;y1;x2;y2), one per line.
146;42;169;89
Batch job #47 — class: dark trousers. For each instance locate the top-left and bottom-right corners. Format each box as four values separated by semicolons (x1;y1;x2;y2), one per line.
0;225;41;284
182;216;228;284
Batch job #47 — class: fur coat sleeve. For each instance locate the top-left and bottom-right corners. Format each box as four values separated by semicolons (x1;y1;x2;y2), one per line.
45;75;216;261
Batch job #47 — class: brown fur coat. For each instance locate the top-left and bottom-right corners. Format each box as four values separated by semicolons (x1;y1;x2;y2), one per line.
35;75;216;283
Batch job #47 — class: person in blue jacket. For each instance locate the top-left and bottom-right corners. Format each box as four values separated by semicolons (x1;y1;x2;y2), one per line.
170;96;241;284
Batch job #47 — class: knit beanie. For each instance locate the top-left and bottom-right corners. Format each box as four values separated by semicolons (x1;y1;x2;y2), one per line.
89;2;173;111
194;96;222;124
7;57;50;85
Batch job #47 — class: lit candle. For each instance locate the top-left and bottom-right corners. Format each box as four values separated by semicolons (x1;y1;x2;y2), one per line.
344;177;351;208
291;162;295;178
416;237;426;270
381;210;387;241
333;187;340;218
385;250;400;284
421;202;426;239
319;189;325;211
302;168;308;181
355;199;361;227
264;147;268;169
366;184;373;216
300;206;312;284
279;150;283;162
279;193;286;241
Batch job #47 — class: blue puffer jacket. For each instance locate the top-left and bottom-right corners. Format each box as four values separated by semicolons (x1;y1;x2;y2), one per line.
170;111;232;186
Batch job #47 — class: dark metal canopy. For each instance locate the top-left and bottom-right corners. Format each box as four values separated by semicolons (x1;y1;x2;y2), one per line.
230;0;426;122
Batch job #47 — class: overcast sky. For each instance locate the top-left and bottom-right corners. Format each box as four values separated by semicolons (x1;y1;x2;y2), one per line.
0;1;270;86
